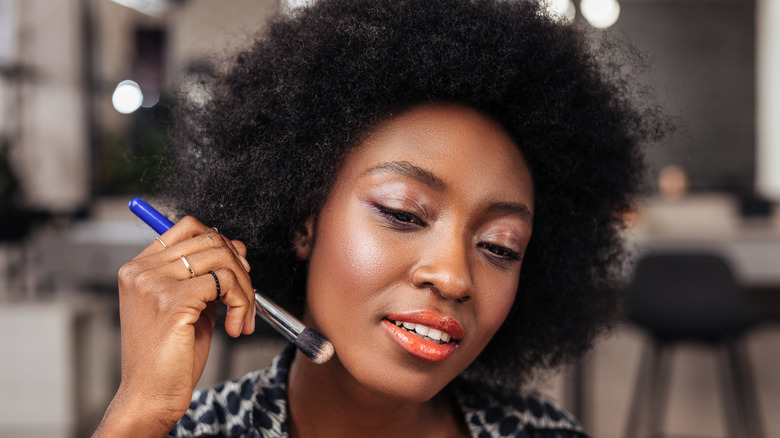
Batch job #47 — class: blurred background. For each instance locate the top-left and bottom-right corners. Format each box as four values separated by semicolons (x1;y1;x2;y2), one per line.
0;0;778;436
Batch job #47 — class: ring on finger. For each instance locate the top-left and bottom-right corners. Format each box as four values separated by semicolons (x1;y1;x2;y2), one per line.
156;237;168;248
211;226;219;234
208;270;221;301
180;255;196;278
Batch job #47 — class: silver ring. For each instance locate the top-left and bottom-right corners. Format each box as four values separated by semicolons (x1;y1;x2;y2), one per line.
156;237;168;248
210;227;219;234
180;255;196;278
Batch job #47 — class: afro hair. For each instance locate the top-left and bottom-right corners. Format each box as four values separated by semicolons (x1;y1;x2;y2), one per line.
164;0;665;386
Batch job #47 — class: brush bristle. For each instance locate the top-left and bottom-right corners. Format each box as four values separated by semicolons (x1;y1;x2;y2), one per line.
295;327;335;364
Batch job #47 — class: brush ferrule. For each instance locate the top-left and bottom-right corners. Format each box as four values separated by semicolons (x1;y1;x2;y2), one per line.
254;291;305;343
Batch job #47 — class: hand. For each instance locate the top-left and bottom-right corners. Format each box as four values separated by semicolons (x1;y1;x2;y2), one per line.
94;216;255;437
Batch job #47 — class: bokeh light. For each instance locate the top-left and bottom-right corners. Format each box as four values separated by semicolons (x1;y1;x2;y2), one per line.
545;0;576;23
112;80;144;114
580;0;621;29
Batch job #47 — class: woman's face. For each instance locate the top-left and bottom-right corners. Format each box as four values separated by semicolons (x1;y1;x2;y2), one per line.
301;104;534;401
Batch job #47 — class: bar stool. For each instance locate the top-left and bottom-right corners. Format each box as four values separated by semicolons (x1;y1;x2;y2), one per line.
623;252;764;438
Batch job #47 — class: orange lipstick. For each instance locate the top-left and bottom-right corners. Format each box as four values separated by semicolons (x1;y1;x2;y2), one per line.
382;310;464;362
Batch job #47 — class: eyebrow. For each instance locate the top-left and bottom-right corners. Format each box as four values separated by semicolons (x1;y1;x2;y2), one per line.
363;160;534;225
363;161;446;191
486;201;534;225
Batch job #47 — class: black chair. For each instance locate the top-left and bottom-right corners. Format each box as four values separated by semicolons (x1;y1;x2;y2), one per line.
623;252;764;438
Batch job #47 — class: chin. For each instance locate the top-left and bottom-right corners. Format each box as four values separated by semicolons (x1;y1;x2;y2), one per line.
340;349;466;403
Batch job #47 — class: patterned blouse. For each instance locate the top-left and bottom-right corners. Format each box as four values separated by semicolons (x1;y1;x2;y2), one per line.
169;346;587;438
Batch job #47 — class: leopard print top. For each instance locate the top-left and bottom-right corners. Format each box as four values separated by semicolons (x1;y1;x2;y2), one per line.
169;346;587;438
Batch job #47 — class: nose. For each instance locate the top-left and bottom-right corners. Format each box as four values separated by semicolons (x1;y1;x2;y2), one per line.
411;236;474;303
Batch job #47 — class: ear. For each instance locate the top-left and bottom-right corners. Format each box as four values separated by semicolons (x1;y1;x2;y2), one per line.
293;216;316;260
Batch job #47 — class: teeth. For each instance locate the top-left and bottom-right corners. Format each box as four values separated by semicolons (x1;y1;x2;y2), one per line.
427;328;443;341
391;320;453;343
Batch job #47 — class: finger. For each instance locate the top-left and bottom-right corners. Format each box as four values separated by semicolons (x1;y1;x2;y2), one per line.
196;268;253;337
133;230;254;301
200;232;251;273
193;248;256;334
224;239;250;273
163;233;252;299
164;246;252;290
128;216;256;335
135;216;210;259
219;238;255;331
167;228;250;273
189;234;253;332
134;233;177;260
231;240;247;257
134;216;251;275
136;227;246;274
125;258;254;338
155;246;255;332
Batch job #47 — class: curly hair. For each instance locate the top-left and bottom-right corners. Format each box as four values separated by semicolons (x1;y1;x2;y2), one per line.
164;0;665;386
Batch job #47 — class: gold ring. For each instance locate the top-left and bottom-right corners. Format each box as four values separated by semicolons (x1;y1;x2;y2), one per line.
180;255;196;278
156;237;168;248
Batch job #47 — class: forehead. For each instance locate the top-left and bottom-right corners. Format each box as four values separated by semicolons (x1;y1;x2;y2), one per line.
341;103;533;203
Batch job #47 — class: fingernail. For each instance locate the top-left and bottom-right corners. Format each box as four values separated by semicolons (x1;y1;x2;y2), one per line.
239;320;245;336
239;255;251;272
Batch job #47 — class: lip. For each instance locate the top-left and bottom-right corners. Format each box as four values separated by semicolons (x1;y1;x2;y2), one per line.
387;310;465;340
382;310;464;362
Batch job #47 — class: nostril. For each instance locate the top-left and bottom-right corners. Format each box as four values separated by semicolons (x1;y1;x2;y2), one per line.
426;283;470;303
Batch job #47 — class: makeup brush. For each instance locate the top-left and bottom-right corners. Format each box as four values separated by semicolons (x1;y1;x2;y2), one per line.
128;197;335;364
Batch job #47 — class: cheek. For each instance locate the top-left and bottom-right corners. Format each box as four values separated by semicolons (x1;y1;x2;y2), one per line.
306;205;396;320
475;274;519;338
340;226;390;296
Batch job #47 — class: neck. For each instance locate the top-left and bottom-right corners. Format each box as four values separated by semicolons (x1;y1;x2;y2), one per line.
286;350;468;438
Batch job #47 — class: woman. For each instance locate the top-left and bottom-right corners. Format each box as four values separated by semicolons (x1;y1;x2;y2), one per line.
95;0;663;436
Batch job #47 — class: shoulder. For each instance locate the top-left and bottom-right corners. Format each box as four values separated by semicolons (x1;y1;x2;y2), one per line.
452;378;588;438
168;346;294;437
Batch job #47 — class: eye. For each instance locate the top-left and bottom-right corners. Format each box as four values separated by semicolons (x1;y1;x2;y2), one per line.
478;242;521;262
376;205;425;227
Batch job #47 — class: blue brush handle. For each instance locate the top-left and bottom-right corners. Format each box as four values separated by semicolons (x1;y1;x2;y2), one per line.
129;197;175;234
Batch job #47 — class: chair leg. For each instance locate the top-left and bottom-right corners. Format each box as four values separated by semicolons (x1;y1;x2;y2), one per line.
624;339;669;438
647;342;673;437
718;343;744;438
623;336;764;438
726;339;765;438
624;340;653;438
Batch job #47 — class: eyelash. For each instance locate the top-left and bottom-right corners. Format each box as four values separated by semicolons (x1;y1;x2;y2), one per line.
376;204;521;262
376;205;425;228
478;243;521;262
